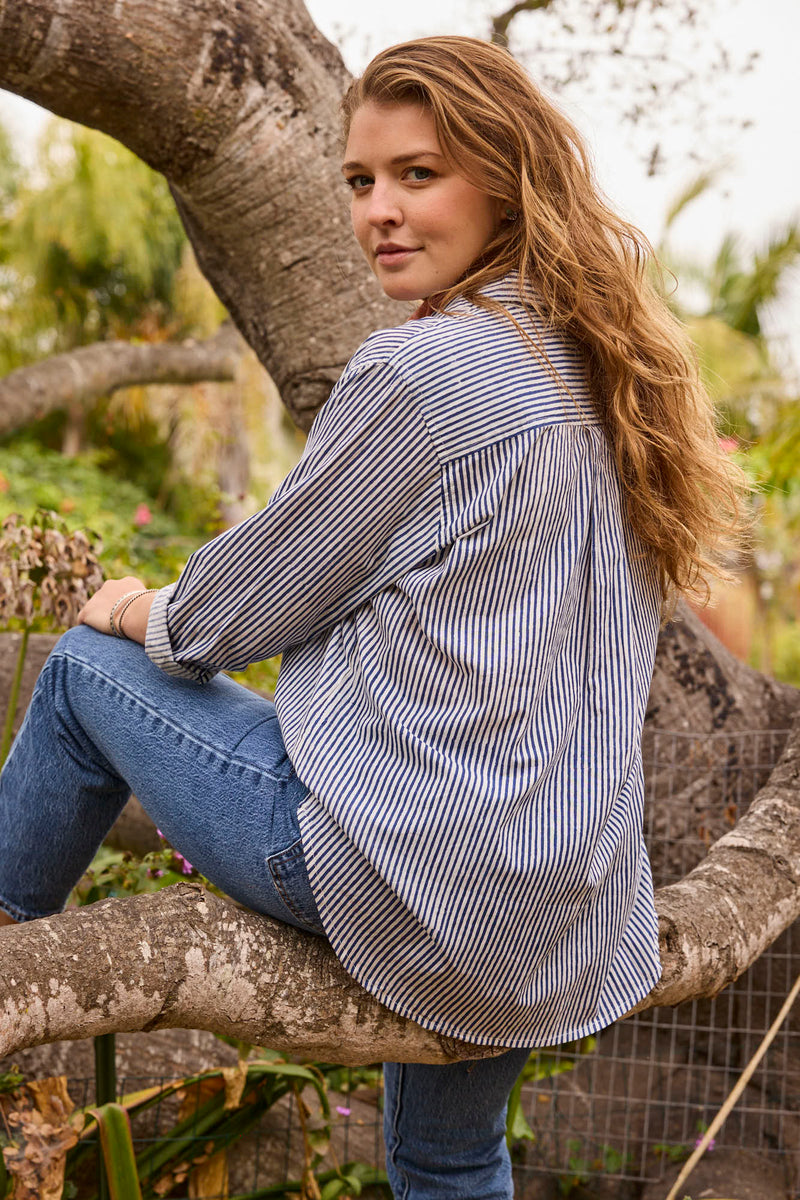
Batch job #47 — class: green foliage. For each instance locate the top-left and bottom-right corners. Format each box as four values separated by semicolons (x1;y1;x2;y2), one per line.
738;401;800;686
67;844;215;908
769;621;800;688
654;1139;691;1163
506;1038;596;1153
712;225;800;339
557;1138;631;1194
0;439;211;588
317;1063;384;1098
88;1105;142;1200
0;120;20;229
0;1070;23;1096
0;444;281;691
50;1057;387;1200
0;121;187;372
660;177;800;683
228;656;281;696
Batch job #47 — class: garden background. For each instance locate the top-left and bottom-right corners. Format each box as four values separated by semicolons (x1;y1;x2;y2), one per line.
0;2;798;1198
1;0;798;685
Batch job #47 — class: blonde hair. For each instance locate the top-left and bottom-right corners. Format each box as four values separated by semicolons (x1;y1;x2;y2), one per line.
341;36;749;603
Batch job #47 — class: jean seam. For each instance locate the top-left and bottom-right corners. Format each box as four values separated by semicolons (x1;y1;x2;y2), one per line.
387;1063;410;1200
0;886;59;923
53;649;284;783
268;841;323;933
230;715;280;754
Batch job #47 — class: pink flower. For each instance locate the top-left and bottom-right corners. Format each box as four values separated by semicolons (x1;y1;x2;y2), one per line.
695;1135;715;1151
336;1106;351;1117
718;437;738;455
173;852;194;875
134;503;153;527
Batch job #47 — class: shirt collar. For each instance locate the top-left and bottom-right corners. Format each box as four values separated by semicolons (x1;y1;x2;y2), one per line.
443;270;537;314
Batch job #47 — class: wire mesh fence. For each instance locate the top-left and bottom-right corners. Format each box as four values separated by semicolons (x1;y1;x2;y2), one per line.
29;728;799;1198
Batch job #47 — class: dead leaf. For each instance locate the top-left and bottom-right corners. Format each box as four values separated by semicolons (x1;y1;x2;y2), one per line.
188;1149;229;1199
27;1076;75;1126
221;1059;249;1111
177;1075;225;1124
2;1082;80;1200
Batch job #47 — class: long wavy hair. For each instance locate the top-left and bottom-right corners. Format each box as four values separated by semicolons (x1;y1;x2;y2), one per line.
341;36;748;603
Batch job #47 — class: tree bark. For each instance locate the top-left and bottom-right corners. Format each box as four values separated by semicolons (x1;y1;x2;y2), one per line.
0;324;244;436
0;0;404;429
0;885;507;1065
647;602;800;736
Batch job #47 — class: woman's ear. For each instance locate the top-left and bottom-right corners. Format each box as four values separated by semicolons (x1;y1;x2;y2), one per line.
494;198;518;229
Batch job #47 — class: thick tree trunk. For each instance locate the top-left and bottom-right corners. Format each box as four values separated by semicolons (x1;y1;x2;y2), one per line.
0;324;244;436
0;0;404;429
647;602;800;736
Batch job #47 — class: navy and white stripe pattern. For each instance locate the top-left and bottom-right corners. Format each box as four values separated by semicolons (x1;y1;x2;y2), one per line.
147;273;663;1048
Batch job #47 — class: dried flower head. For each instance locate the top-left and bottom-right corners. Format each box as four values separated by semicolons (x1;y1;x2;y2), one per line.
0;510;105;629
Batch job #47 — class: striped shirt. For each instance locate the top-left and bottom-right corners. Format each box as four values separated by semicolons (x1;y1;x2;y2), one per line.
146;272;663;1048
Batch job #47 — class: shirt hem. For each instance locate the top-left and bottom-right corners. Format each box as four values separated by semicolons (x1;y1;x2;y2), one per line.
326;961;663;1049
297;796;662;1049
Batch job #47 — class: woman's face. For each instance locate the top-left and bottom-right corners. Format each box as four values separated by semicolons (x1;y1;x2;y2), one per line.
343;101;500;302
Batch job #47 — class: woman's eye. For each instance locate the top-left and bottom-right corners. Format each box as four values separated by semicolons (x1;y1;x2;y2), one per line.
406;166;432;182
346;174;372;191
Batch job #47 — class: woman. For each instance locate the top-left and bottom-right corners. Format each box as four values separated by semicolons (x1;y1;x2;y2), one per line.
0;36;744;1199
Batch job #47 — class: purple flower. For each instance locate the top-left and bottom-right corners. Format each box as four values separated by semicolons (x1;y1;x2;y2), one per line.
336;1106;351;1117
173;852;194;875
695;1135;715;1151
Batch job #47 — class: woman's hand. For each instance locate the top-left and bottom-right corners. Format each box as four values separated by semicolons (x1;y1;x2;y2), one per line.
77;576;151;644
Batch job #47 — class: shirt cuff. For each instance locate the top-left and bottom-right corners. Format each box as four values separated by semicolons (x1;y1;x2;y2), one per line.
144;582;213;682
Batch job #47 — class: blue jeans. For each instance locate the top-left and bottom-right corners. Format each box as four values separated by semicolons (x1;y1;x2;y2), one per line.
0;626;530;1197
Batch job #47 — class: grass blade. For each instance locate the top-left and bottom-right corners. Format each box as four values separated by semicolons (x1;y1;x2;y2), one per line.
89;1103;143;1200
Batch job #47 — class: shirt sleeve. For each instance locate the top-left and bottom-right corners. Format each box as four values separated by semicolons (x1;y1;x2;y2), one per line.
144;353;442;682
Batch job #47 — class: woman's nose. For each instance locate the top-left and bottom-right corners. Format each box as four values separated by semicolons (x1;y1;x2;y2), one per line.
366;183;402;227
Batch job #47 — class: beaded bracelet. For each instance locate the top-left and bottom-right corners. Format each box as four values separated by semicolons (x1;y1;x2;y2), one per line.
109;588;159;638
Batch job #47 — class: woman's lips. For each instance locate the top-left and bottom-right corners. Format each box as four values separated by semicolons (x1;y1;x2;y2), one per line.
375;246;419;267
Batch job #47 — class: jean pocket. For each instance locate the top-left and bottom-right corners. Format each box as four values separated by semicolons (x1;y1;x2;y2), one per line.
266;838;326;937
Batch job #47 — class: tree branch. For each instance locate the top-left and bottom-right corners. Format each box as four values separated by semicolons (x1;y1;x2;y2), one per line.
1;702;798;1063
632;705;800;1012
491;0;554;46
0;0;403;429
0;324;245;436
0;885;507;1065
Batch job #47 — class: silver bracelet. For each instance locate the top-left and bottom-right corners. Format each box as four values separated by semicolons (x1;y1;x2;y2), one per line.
109;589;158;638
109;590;141;638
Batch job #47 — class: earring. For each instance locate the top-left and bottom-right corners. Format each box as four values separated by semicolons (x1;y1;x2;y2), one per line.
504;206;518;221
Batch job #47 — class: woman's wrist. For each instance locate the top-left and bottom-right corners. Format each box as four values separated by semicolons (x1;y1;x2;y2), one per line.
117;588;159;644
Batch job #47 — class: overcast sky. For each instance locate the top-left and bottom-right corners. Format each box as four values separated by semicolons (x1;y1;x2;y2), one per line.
1;0;798;377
